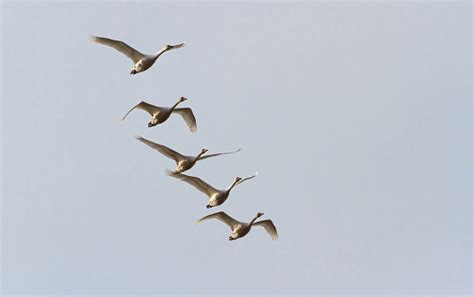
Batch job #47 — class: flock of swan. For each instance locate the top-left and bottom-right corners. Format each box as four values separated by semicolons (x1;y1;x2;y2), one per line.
90;35;278;241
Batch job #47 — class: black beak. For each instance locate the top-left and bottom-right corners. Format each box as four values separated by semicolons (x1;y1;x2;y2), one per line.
206;205;211;209
130;70;137;75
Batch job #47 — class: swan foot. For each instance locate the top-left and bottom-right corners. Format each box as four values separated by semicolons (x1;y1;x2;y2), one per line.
130;70;137;75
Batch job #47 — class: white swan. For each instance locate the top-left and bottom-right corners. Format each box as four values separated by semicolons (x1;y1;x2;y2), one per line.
122;97;196;132
89;35;185;75
136;136;241;173
166;171;258;208
196;211;278;241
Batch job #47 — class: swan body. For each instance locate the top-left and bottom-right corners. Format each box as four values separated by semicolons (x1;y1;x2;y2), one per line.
196;212;278;241
166;171;258;208
89;35;185;75
122;97;196;132
136;136;241;173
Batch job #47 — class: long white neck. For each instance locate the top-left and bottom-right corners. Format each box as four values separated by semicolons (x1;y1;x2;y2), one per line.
226;179;239;193
194;151;207;162
249;214;260;226
153;48;168;60
170;99;182;112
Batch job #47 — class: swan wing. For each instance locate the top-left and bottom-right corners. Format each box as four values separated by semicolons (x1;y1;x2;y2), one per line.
253;219;278;240
198;148;241;160
89;35;146;64
122;101;161;121
166;42;186;51
173;108;197;133
196;211;240;230
236;171;258;186
166;171;218;197
135;136;185;162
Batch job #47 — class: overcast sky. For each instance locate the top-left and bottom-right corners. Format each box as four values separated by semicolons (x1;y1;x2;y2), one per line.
1;1;472;296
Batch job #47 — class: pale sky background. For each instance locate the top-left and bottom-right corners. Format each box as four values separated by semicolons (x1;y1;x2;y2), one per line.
1;1;472;296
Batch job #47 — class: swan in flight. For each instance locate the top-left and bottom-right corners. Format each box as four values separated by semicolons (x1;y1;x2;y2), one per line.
89;35;185;75
136;136;241;173
166;171;258;208
122;97;196;132
196;211;278;241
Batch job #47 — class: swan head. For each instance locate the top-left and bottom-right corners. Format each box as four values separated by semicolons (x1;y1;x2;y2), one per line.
179;96;188;102
201;149;208;154
206;204;212;209
235;177;242;183
229;236;235;241
130;69;137;75
257;212;264;217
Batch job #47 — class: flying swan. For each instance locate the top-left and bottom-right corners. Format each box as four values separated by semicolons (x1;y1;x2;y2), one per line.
136;136;240;173
196;211;278;241
122;97;196;132
166;171;258;208
89;35;185;75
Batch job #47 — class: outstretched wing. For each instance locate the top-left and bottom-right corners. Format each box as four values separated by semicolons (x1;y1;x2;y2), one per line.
173;108;197;133
166;43;186;51
236;171;258;186
196;211;241;230
122;101;161;121
198;148;241;160
136;136;186;162
89;35;146;64
253;219;278;240
166;171;218;197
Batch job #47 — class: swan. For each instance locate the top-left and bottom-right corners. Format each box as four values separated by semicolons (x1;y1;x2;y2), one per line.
122;97;196;132
196;211;278;241
166;171;258;208
136;136;241;173
89;35;185;75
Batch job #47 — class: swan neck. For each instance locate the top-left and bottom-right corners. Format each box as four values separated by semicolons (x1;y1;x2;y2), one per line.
226;179;239;193
249;215;260;226
153;48;167;59
194;151;206;162
170;100;182;111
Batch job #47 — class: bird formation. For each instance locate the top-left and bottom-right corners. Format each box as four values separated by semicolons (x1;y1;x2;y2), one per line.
90;35;278;241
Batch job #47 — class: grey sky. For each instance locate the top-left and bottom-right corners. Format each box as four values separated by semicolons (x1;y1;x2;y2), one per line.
1;1;472;296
